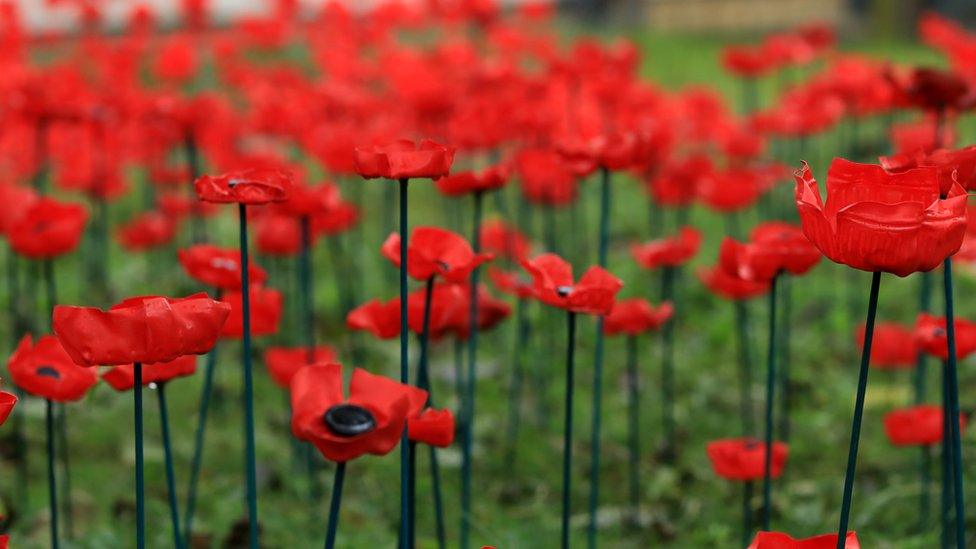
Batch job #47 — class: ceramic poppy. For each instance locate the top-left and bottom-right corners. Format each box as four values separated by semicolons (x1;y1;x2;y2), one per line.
178;244;268;290
194;168;291;205
884;404;966;446
882;145;976;195
520;253;623;315
7;335;98;402
277;181;342;218
256;214;302;256
408;408;455;447
0;183;37;235
603;299;673;336
515;147;577;206
890;66;975;112
220;286;283;338
854;322;917;370
354;139;455;181
0;390;15;426
53;293;230;367
311;201;359;237
449;283;512;340
435;165;509;196
7;197;88;260
794;159;967;277
747;531;859;549
264;345;338;389
698;266;770;300
697;166;768;212
631;227;702;270
102;355;197;391
381;227;493;284
488;268;534;299
719;222;821;282
646;155;712;207
290;363;427;462
914;313;976;361
117;211;177;252
480;219;531;262
346;298;401;340
706;438;789;482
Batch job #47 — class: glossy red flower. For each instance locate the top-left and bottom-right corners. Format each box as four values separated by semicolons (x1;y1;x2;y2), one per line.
0;389;15;426
698;266;770;300
264;345;338;389
882;145;976;195
117;211;177;252
7;335;98;401
7;197;88;259
520;253;623;315
290;363;427;462
102;355;197;391
603;299;673;336
747;531;859;549
435;165;509;197
408;408;455;447
706;438;788;481
381;227;493;283
631;227;702;270
914;313;976;361
855;322;917;370
178;244;268;291
884;404;966;446
354;139;455;181
220;286;282;338
53;293;230;367
256;214;301;256
794;159;967;277
194;168;291;205
719;222;821;282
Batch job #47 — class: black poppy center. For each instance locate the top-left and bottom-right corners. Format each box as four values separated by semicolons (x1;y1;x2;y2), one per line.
36;365;60;379
436;260;450;271
935;328;947;337
323;404;376;437
227;178;243;188
556;285;574;297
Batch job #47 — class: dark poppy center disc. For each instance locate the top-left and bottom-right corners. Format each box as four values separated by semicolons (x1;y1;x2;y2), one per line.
36;365;61;379
323;403;376;437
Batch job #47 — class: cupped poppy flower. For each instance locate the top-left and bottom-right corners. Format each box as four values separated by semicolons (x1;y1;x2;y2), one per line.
53;293;230;367
718;222;821;282
480;219;531;262
102;355;197;391
178;244;268;291
698;266;770;300
381;227;493;283
747;531;859;549
914;313;976;361
631;227;702;270
706;438;789;481
278;181;341;217
520;253;623;315
7;197;88;259
194;168;291;205
117;211;177;252
0;389;15;426
603;298;674;336
264;345;338;389
794;159;967;277
354;139;455;181
256;213;301;256
347;298;401;340
855;322;917;369
435;165;509;197
290;362;427;462
884;404;966;446
220;285;283;338
7;335;98;402
882;145;976;195
488;268;534;299
408;408;455;447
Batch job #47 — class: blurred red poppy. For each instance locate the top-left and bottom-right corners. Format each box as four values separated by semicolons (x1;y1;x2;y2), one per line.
450;283;512;340
520;253;623;315
349;284;468;341
0;183;37;235
488;268;534;299
102;355;197;391
408;408;455;447
0;390;15;426
7;197;88;259
706;438;788;481
278;181;342;217
631;227;702;270
882;145;976;195
264;345;338;389
698;266;770;300
603;299;673;336
435;165;509;196
117;211;177;252
794;159;967;277
178;244;268;291
347;298;401;340
515;147;577;206
53;293;230;367
722;45;775;78
312;201;359;237
646;155;711;207
747;531;859;549
354;139;455;180
7;335;98;401
381;227;493;283
719;222;820;282
256;214;301;256
479;219;531;262
889;66;975;112
697;166;767;212
220;286;283;338
914;313;976;361
884;404;966;446
855;322;917;370
195;168;292;205
290;362;427;462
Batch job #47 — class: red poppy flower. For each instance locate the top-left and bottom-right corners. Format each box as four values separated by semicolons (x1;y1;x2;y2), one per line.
53;293;230;367
256;213;301;256
178;244;268;291
631;227;702;270
794;159;967;277
354;139;455;181
855;322;917;370
882;145;976;195
158;192;218;220
7;335;98;401
311;201;359;237
102;355;197;391
603;299;673;336
914;313;976;361
706;438;788;481
348;285;468;341
480;219;531;262
435;165;509;197
488;268;534;299
290;363;427;462
646;155;712;207
556;132;642;173
747;531;859;549
194;168;292;205
520;253;623;315
117;211;177;252
278;181;342;217
698;266;770;300
884;404;966;446
0;183;37;235
220;286;283;338
347;298;401;340
889;66;975;112
697;166;767;212
264;345;337;389
408;408;455;447
450;284;512;340
381;227;493;284
7;197;88;259
722;45;775;78
0;390;15;426
515;147;577;206
718;222;820;282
